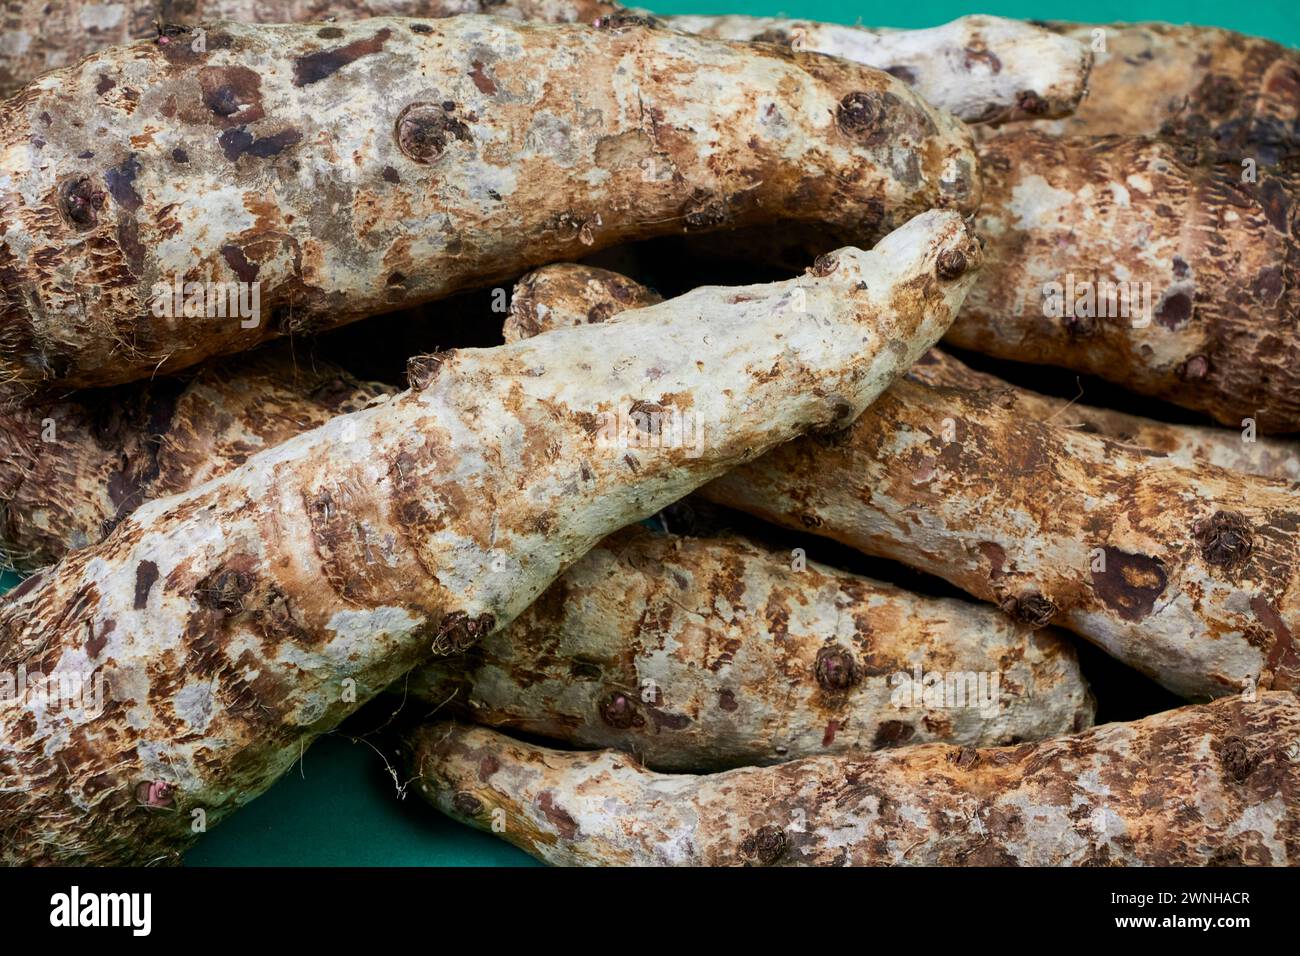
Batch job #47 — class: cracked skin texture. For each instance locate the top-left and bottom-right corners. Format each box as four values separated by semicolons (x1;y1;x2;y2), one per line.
0;14;976;397
500;261;1300;701
500;262;1300;482
0;343;392;572
1032;22;1300;166
703;376;1300;701
411;691;1300;866
0;210;980;865
408;527;1094;771
951;130;1300;432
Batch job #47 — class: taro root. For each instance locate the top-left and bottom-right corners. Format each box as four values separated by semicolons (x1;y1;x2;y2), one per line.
410;691;1300;866
950;130;1300;432
1033;21;1300;165
407;528;1095;770
0;14;976;396
0;210;980;864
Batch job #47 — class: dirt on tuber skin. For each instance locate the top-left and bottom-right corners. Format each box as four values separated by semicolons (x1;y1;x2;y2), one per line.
410;691;1300;866
950;129;1300;433
502;261;1300;485
0;3;1091;129
0;344;393;572
1032;21;1300;165
0;14;976;397
407;527;1095;771
505;262;1300;701
0;210;981;865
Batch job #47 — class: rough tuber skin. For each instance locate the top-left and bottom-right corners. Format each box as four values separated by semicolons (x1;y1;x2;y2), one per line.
0;14;976;396
1035;22;1300;165
0;344;393;571
949;130;1300;433
503;262;1300;700
664;14;1093;125
501;261;1300;483
908;350;1300;484
410;691;1300;866
703;377;1300;701
0;210;981;864
0;3;1091;129
407;528;1095;770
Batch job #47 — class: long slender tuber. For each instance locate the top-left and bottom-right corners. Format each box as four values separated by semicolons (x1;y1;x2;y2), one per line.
949;129;1300;432
0;3;1091;128
503;261;1300;483
0;210;980;864
407;527;1095;770
410;691;1300;866
504;261;1300;699
0;14;976;396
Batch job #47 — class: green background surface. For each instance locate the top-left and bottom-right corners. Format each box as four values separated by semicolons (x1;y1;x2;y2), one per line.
3;0;1297;866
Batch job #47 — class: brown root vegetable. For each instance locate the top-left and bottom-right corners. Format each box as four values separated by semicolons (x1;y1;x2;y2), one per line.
908;350;1300;484
664;14;1093;124
0;344;395;572
0;210;980;864
410;690;1300;866
703;376;1300;700
1034;22;1300;165
0;2;623;97
0;3;1091;129
949;129;1300;432
501;261;1300;482
407;527;1095;770
0;14;976;396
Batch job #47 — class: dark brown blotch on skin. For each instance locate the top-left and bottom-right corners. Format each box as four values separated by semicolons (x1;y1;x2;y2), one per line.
1091;548;1168;622
58;177;107;230
133;561;159;610
1193;511;1254;570
1217;735;1258;782
451;791;483;816
814;644;859;691
1001;592;1057;628
874;720;915;748
218;127;303;162
104;155;142;212
293;29;392;87
740;825;786;865
431;612;495;656
836;91;885;141
599;691;643;729
198;66;264;126
395;103;471;164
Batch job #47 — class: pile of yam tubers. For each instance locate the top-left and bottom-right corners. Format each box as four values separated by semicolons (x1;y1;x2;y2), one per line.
0;1;1297;867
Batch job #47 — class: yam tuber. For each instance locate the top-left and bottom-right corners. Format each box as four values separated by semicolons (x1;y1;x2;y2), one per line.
503;261;1300;483
407;527;1095;770
663;13;1092;124
410;691;1300;865
0;210;980;864
1035;22;1300;165
503;261;1300;699
949;130;1300;432
0;3;1091;129
0;14;976;395
0;344;393;571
